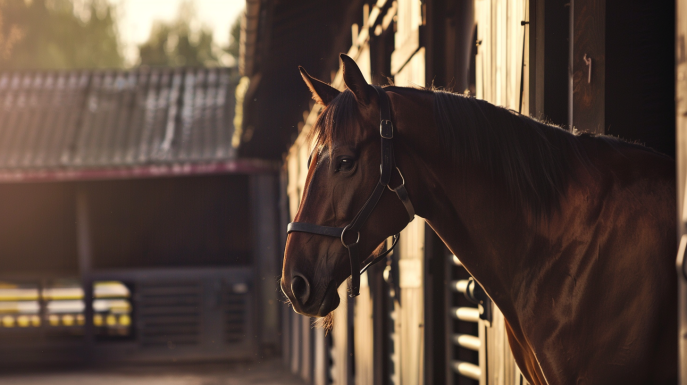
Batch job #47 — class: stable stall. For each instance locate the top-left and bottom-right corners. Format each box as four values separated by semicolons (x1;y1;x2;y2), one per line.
0;67;282;364
239;0;676;383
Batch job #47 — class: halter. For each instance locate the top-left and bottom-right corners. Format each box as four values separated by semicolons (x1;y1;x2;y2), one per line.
287;86;415;297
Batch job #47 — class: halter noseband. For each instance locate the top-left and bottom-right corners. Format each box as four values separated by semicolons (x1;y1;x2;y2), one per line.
287;86;415;297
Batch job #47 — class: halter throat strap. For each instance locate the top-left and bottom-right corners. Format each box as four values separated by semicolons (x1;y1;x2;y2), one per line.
287;85;415;297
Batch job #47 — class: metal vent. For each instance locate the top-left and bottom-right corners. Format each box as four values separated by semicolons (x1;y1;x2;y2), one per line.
137;281;201;347
224;283;248;344
448;255;481;384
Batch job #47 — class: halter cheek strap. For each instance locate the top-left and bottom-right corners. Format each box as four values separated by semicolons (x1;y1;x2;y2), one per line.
287;86;415;297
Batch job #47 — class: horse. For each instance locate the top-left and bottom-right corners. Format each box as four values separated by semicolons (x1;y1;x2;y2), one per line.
281;54;677;385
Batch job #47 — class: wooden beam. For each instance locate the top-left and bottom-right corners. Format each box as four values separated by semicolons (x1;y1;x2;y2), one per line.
676;0;687;381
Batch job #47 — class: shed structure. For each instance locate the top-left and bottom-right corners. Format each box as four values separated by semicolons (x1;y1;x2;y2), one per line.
0;67;283;364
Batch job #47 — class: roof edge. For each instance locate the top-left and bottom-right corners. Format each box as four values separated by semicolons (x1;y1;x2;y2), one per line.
0;159;279;184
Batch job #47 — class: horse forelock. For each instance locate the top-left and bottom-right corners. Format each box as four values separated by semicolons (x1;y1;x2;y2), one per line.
308;89;362;151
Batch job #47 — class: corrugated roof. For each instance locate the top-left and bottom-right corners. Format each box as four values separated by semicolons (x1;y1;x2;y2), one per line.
0;67;270;181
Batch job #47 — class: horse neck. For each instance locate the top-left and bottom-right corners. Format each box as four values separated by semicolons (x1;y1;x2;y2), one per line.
418;161;538;311
393;90;557;315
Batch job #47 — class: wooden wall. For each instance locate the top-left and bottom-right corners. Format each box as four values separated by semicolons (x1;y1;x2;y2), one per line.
284;4;396;385
282;1;532;384
474;0;529;383
475;0;530;113
676;0;687;382
391;4;426;381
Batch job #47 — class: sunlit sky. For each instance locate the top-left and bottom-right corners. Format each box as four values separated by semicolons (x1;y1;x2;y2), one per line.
111;0;245;66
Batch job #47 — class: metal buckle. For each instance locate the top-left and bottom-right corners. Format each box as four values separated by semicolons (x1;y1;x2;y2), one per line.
380;120;393;139
340;224;361;248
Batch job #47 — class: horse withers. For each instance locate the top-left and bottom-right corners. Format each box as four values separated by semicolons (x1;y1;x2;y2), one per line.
281;54;677;385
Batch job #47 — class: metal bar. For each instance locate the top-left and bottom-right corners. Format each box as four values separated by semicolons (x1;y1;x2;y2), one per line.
450;280;469;293
452;360;481;380
451;307;480;323
452;333;481;351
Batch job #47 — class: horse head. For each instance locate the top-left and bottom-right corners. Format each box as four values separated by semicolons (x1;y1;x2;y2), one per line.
281;55;414;317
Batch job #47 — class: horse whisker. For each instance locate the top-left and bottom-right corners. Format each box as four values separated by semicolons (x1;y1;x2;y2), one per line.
311;312;334;335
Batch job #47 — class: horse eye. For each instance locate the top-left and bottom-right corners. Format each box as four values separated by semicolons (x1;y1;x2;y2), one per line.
336;156;355;172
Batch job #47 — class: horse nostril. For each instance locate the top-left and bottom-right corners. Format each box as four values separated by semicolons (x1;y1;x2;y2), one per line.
291;274;311;305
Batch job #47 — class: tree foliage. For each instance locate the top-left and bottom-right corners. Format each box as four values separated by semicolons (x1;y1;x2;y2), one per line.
0;0;124;70
138;1;220;68
226;15;240;60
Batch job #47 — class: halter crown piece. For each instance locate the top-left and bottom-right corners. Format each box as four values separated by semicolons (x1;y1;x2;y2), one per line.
287;86;415;297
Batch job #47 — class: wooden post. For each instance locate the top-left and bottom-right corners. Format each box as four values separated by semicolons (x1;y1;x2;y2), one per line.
76;185;95;358
676;0;687;381
251;173;280;354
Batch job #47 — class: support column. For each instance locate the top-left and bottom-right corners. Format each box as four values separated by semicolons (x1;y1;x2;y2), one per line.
76;185;94;359
675;0;687;381
250;173;280;355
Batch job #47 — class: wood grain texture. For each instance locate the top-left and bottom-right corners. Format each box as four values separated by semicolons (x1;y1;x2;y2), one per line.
676;0;687;382
474;1;531;383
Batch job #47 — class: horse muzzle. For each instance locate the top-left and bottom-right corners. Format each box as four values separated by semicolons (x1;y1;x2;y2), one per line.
282;274;340;317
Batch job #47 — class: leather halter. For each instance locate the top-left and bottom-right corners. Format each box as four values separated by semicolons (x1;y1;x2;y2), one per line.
287;86;415;297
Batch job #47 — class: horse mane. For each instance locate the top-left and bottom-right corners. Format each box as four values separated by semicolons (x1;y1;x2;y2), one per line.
433;90;601;219
308;86;661;219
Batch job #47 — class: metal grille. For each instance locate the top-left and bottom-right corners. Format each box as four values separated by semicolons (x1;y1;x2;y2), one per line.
448;254;482;384
136;281;201;347
224;283;248;344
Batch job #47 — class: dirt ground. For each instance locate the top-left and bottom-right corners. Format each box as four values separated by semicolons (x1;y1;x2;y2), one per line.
0;359;305;385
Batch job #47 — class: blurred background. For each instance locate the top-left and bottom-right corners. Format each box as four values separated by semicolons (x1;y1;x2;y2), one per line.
0;0;677;384
0;0;291;383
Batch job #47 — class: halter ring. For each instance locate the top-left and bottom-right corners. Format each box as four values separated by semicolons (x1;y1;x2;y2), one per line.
341;224;361;248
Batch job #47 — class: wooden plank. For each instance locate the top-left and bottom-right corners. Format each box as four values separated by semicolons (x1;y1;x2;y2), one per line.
391;30;420;75
392;0;423;76
571;0;605;133
398;217;425;385
290;312;301;374
354;272;374;385
299;315;312;382
677;0;687;381
313;328;328;385
474;2;532;384
250;173;280;348
330;285;349;385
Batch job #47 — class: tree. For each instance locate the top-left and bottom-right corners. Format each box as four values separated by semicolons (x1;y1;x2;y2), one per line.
226;15;241;60
0;0;124;70
138;1;220;68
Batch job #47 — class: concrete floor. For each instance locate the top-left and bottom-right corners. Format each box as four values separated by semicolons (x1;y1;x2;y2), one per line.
0;360;305;385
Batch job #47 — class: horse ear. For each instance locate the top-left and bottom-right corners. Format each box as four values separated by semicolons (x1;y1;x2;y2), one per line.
299;66;340;106
340;54;372;105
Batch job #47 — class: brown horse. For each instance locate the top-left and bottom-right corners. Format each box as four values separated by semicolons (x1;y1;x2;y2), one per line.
281;54;677;385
